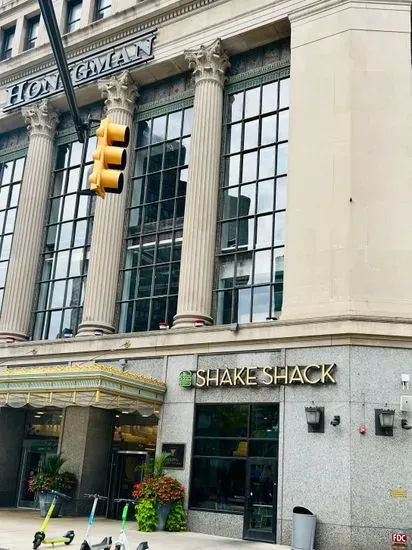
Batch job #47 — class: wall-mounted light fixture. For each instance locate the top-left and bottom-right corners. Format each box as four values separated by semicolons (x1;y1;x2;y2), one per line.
305;405;324;433
330;415;341;427
375;408;395;436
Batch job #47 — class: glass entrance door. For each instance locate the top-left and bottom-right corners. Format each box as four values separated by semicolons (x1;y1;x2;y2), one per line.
17;440;58;508
108;451;148;519
243;459;277;542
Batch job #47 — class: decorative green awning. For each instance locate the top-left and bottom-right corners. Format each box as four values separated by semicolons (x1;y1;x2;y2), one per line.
0;364;166;413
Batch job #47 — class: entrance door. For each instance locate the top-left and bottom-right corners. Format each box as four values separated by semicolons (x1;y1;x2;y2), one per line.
108;451;148;519
17;440;58;508
243;459;277;542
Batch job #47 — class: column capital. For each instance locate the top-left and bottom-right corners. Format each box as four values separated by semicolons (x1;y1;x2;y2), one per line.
185;38;230;88
99;70;139;116
22;99;58;139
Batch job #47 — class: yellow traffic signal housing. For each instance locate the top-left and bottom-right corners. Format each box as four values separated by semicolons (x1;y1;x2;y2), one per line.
89;118;130;199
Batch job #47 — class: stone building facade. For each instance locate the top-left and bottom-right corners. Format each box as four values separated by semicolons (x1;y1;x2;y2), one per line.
0;0;411;548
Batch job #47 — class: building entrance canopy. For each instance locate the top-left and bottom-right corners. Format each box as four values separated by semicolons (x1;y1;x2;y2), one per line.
0;364;166;413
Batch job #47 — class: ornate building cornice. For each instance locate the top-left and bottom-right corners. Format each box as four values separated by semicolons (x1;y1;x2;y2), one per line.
100;70;139;116
185;38;230;87
0;0;221;88
22;99;58;139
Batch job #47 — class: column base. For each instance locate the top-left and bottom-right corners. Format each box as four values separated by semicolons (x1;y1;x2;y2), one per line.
172;313;213;329
76;321;115;337
0;330;28;343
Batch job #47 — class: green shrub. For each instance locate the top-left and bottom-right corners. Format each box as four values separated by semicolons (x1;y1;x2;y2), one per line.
135;499;157;532
165;501;186;532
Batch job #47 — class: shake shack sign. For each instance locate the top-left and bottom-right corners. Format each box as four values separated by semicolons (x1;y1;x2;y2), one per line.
179;364;337;388
3;28;157;112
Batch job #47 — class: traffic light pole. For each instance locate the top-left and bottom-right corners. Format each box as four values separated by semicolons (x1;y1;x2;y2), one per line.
38;0;86;143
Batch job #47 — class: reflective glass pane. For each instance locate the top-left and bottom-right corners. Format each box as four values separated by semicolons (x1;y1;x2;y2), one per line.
250;405;279;439
180;137;190;165
169;263;180;294
244;87;260;118
236;252;253;285
0;261;7;287
3;208;15;233
242;151;258;183
244;120;259;150
225;155;240;186
167;111;182;140
58;222;73;249
131;178;145;207
47;310;62;340
150;296;167;329
162;170;177;200
49;198;61;224
137;267;153;298
73;220;87;247
53;172;65;197
275;177;287;211
277;143;288;175
279;78;290;109
237;287;251;323
9;184;20;208
1;163;12;185
70;142;83;166
66;168;80;193
190;457;246;513
252;285;270;322
69;249;83;277
194;438;248;457
238;218;254;250
228;123;242;154
152;116;167;143
149;145;163;172
278;111;289;142
0;234;12;260
183;108;193;135
62;195;76;221
195;405;248;437
262;82;278;114
218;255;235;289
256;215;273;248
119;301;134;333
0;186;9;209
261;115;277;146
13;158;25;181
257;180;274;214
133;299;150;331
54;251;69;279
220;221;237;251
137;121;151;148
239;184;255;216
274;212;285;247
273;249;284;284
254;250;271;284
259;147;276;180
229;92;244;123
222;187;238;220
216;289;233;324
50;280;66;308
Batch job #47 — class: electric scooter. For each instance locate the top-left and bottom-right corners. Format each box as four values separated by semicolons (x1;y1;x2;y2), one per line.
32;490;75;549
112;499;148;550
80;494;112;550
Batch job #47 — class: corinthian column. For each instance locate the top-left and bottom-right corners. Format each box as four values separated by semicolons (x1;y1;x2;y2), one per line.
77;71;138;336
0;100;58;341
173;38;229;328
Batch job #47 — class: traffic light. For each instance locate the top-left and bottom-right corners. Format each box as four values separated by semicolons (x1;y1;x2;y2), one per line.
89;118;130;199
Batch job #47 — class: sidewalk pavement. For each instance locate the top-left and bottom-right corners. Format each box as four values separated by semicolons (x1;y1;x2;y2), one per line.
0;510;291;550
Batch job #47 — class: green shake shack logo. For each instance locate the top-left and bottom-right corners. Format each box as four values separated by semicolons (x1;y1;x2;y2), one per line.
179;364;336;389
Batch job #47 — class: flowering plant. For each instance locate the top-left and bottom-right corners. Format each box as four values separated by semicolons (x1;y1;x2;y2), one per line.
132;476;184;505
28;471;77;494
27;455;76;495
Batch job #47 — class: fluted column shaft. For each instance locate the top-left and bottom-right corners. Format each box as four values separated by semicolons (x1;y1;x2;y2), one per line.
173;39;229;328
0;100;58;341
77;71;138;336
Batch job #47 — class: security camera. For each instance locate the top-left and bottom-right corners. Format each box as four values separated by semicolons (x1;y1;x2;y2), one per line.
330;415;341;427
401;419;412;430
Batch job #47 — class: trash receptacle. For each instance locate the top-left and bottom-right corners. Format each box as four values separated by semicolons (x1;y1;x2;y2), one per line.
291;506;316;550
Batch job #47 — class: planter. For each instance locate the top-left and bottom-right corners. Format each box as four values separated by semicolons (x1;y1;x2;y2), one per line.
156;503;171;531
39;492;63;518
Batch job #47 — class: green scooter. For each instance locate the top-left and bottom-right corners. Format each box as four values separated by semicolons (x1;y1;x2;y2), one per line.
112;498;148;550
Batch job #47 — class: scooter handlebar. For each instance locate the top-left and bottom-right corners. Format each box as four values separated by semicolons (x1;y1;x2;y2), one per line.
84;493;108;500
113;498;136;503
50;490;72;501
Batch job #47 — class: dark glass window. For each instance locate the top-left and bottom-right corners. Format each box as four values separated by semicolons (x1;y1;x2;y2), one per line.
215;75;289;325
1;26;15;60
32;137;96;340
94;0;111;20
0;156;25;311
66;0;82;33
190;403;279;513
25;15;40;50
118;106;193;333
